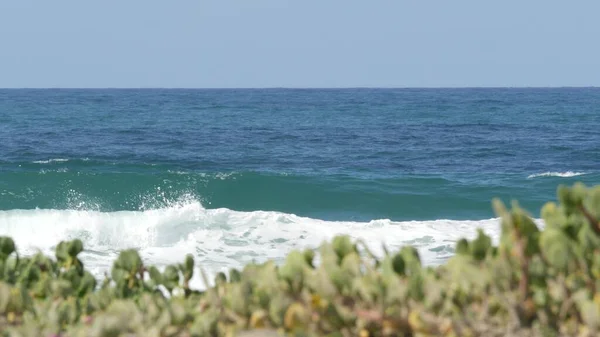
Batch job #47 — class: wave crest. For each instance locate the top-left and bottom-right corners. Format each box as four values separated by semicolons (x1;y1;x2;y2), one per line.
527;171;587;179
32;158;70;164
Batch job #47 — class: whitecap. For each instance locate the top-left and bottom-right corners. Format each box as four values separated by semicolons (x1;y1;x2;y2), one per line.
527;171;587;179
32;158;69;164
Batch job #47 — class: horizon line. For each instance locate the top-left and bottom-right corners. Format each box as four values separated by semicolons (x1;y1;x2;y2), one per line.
0;86;598;90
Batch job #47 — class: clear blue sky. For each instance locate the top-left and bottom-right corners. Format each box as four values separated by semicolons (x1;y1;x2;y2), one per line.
1;1;599;88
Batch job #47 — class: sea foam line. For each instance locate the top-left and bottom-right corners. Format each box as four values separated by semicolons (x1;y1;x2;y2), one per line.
32;158;70;164
527;171;587;179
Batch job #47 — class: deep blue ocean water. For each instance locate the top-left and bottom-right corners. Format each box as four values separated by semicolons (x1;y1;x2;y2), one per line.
0;88;599;281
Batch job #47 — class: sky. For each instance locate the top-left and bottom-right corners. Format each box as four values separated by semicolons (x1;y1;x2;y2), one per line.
0;1;599;88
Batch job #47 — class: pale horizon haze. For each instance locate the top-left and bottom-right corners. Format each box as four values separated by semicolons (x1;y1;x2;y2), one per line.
1;1;599;88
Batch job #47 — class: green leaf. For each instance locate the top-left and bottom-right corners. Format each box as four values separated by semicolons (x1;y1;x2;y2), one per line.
67;239;84;258
303;249;315;268
470;229;492;261
55;241;70;263
229;268;241;283
586;186;600;220
163;265;180;292
114;249;143;274
455;238;470;256
331;235;356;263
540;228;575;272
77;271;97;297
400;246;421;275
149;266;163;285
0;237;15;261
541;202;567;230
183;254;194;282
279;250;306;284
214;272;227;286
391;253;405;276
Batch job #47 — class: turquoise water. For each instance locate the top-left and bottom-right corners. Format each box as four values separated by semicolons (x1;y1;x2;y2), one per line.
1;88;598;283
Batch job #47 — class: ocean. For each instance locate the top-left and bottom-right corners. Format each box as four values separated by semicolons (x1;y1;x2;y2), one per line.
1;88;598;287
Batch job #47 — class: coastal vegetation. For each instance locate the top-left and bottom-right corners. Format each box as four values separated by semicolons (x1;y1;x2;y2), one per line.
1;183;600;337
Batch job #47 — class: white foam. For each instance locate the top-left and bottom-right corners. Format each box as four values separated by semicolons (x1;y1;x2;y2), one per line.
527;171;587;179
32;158;70;164
0;202;543;290
166;171;237;180
39;167;69;174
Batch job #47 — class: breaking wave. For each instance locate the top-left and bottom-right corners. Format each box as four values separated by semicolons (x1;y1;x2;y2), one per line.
32;158;71;164
527;171;587;179
0;199;544;289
